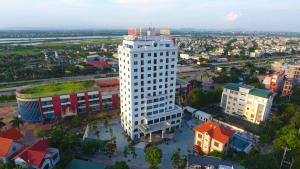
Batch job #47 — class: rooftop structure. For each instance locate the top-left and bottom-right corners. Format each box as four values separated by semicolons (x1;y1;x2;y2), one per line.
0;128;23;141
85;61;111;68
0;129;23;163
17;80;97;99
14;140;60;169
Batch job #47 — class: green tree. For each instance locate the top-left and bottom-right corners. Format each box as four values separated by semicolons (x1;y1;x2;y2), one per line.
208;151;224;159
71;116;82;127
104;118;109;132
86;116;98;130
36;129;47;139
0;117;5;129
128;143;137;159
171;148;187;169
123;145;129;158
106;161;129;169
189;80;202;89
245;152;280;169
273;126;300;151
9;117;24;130
46;124;80;153
82;140;100;154
144;146;162;169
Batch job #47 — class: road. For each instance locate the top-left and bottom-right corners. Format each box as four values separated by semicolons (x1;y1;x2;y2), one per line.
1;55;299;96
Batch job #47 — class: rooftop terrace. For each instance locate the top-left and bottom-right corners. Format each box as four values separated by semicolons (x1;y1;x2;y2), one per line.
224;83;273;98
17;80;98;99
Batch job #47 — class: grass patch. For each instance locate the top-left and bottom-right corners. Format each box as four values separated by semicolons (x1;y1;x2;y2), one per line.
0;49;42;57
0;95;16;103
36;38;121;48
18;80;98;99
179;76;189;80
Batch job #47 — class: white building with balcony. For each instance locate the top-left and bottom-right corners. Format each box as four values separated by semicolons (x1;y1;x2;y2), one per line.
118;28;183;140
220;83;274;124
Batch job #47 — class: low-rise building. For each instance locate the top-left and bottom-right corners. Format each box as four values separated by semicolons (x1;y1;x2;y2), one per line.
282;78;294;96
0;128;24;163
14;140;60;169
193;110;213;122
263;71;285;93
193;121;234;154
287;63;300;87
16;78;190;122
220;83;274;124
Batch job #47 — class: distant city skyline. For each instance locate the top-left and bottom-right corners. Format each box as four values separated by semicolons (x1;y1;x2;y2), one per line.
0;0;299;32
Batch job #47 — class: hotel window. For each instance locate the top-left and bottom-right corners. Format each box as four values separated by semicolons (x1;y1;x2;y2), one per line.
214;142;219;147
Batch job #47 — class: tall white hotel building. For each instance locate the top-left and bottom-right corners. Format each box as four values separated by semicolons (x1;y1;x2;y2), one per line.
118;28;182;140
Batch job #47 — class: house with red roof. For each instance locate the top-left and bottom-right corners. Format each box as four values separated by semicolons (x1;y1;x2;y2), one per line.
14;140;60;169
193;121;235;154
0;128;24;163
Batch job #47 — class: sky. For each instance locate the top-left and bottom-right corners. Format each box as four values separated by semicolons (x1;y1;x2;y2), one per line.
0;0;299;32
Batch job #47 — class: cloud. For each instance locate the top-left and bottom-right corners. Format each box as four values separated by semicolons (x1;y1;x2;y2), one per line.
225;12;240;22
113;0;176;10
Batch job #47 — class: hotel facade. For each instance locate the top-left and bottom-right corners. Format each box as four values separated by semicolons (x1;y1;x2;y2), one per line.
118;28;183;140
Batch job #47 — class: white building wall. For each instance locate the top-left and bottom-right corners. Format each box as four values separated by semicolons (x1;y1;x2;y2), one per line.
220;87;273;124
118;34;182;139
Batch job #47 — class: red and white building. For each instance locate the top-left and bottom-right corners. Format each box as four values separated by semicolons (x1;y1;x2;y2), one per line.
14;140;60;169
193;121;234;154
263;70;285;93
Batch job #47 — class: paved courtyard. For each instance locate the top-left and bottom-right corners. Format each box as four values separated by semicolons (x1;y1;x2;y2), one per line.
89;120;194;169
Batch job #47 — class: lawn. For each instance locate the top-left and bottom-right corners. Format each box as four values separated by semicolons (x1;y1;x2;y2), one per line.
36;38;121;48
0;95;16;103
0;49;42;57
178;76;189;80
17;80;98;99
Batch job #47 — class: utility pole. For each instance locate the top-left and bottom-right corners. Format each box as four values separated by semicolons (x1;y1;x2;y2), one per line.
280;147;294;169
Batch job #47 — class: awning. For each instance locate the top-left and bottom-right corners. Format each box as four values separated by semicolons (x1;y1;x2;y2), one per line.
138;121;171;134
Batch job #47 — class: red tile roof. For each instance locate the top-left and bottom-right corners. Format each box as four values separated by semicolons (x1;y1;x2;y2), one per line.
0;128;23;141
97;79;119;87
97;79;120;92
194;121;235;144
0;137;14;157
14;140;49;167
86;61;111;68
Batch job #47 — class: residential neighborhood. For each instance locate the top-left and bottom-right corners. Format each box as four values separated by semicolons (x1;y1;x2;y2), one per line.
0;27;299;169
